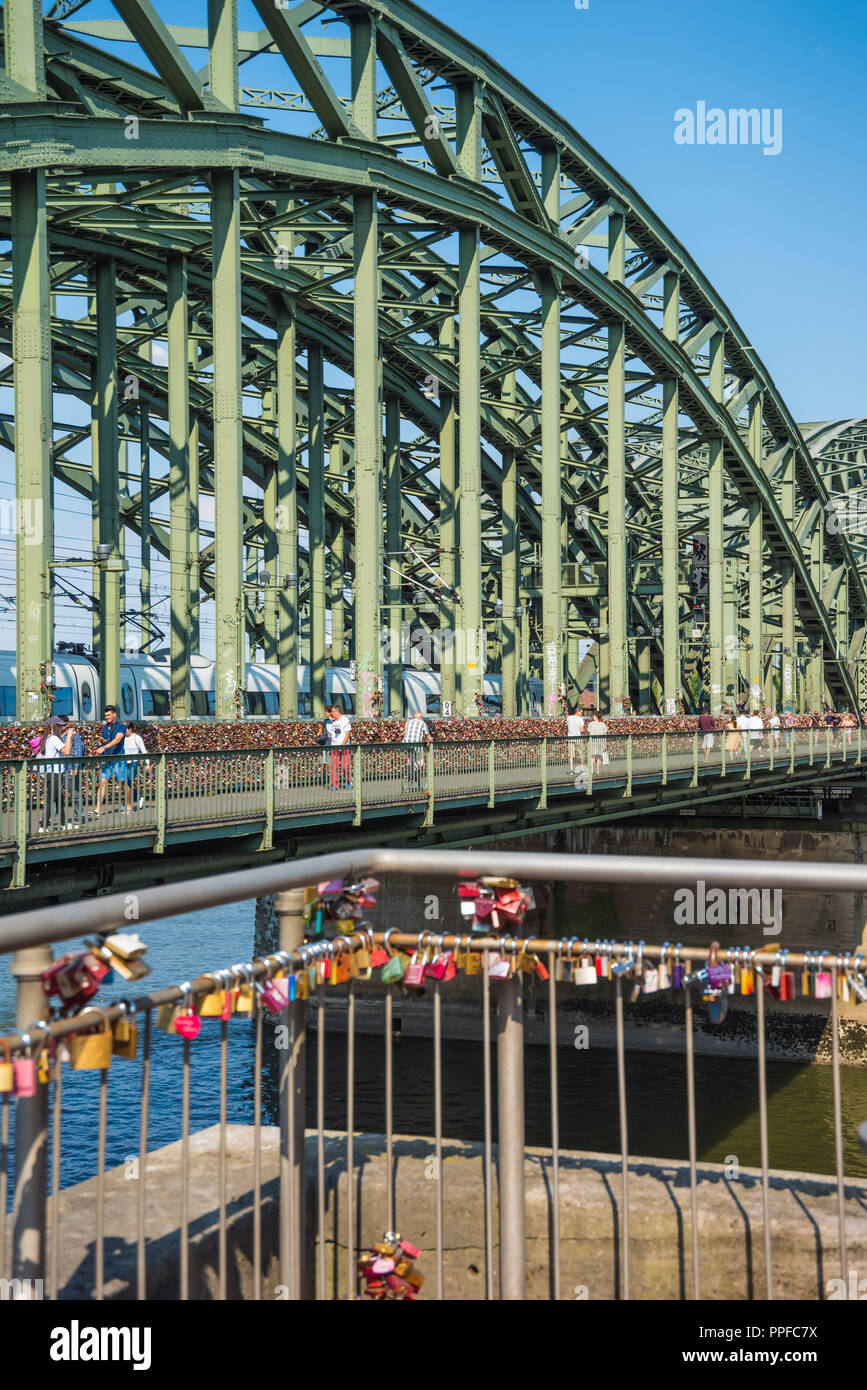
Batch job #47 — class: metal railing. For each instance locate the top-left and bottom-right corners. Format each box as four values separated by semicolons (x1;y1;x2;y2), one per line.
1;725;857;875
1;846;866;1300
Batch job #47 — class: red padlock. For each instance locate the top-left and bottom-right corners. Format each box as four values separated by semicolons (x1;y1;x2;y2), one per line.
175;1012;201;1040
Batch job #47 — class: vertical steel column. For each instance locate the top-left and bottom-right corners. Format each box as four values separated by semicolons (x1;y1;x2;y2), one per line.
139;411;151;642
780;445;795;711
307;343;326;719
93;258;122;709
606;206;627;715
11;159;52;722
11;943;52;1289
747;394;764;708
501;374;518;717
329;443;345;663
276;889;306;1300
167;254;191;717
351;10;382;717
188;337;200;654
661;271;680;713
385;395;403;715
456;78;483;714
438;299;457;712
496;964;526;1298
276;301;298;717
541;146;562;717
209;0;242;719
262;391;278;664
707;331;726;704
809;524;825;711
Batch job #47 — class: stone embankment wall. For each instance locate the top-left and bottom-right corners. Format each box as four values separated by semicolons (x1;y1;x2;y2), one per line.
40;1124;867;1301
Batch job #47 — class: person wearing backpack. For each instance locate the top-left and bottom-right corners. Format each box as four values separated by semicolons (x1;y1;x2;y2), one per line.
60;716;86;828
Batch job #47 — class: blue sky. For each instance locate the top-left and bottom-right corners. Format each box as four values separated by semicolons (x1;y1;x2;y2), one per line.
425;0;866;422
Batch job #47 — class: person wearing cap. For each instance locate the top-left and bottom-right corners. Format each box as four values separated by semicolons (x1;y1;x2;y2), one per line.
37;716;74;832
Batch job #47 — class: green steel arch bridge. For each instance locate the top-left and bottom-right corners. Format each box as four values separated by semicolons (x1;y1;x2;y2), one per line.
2;0;865;726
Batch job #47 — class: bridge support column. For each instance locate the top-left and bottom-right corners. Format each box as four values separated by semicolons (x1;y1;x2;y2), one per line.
438;297;457;715
167;253;191;718
747;396;764;709
211;167;244;720
276;889;307;1301
12;164;53;723
456;78;483;714
501;375;518;717
809;522;825;711
92;258;123;711
708;330;726;709
210;6;243;719
385;395;403;717
661;270;680;713
541;145;563;717
139;414;151;649
261;392;279;665
308;343;326;720
780;447;796;711
496;966;526;1299
276;297;298;718
606;206;627;716
188;338;200;655
351;10;382;718
11;943;52;1291
330;443;345;664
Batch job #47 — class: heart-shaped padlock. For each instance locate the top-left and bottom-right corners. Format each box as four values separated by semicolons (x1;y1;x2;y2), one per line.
175;1011;201;1040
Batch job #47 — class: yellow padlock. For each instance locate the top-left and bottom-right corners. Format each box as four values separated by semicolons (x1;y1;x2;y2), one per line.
37;1046;52;1084
68;1012;113;1070
155;1003;180;1033
198;990;227;1018
0;1038;14;1093
234;985;254;1015
112;1013;138;1061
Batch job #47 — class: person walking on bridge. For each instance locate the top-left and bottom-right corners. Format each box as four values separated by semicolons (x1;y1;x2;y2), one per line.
93;705;128;817
327;703;352;790
402;710;431;796
37;716;73;832
566;703;586;773
698;707;716;763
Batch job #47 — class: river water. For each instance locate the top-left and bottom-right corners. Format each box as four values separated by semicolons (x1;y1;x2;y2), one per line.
2;903;867;1192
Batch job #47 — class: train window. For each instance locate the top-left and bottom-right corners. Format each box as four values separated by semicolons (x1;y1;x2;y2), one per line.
265;693;279;715
0;686;14;716
299;694;311;715
52;688;73;717
426;695;440;715
207;692;215;716
80;681;93;717
246;692;267;716
121;681;135;716
192;690;209;717
142;690;169;717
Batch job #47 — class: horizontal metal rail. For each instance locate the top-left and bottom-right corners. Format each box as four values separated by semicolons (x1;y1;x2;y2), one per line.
0;727;856;873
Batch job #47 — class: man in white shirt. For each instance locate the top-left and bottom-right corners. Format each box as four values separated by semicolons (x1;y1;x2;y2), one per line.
402;711;431;796
565;705;585;772
748;710;764;754
327;703;352;789
736;706;750;757
586;710;608;775
123;725;150;813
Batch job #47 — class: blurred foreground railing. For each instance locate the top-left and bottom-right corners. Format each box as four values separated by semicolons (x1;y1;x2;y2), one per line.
2;847;867;1300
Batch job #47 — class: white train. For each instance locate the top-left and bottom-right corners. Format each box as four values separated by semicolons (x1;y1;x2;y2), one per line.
0;651;544;721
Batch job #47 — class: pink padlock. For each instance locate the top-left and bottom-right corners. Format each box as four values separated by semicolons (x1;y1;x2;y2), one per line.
370;1257;394;1274
259;978;291;1012
13;1056;37;1098
400;1240;420;1259
175;1012;201;1040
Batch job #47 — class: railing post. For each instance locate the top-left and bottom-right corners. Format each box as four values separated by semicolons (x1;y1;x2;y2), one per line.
11;943;52;1294
538;738;547;810
423;742;435;828
809;726;814;765
488;740;495;809
13;761;27;889
825;727;831;769
661;733;667;785
275;888;307;1300
496;957;526;1299
858;721;863;764
745;733;751;780
155;755;166;853
769;726;774;771
691;732;698;787
353;745;362;827
626;734;632;796
263;748;274;850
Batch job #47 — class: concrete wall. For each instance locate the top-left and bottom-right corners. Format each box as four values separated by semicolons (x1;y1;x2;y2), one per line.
39;1123;867;1301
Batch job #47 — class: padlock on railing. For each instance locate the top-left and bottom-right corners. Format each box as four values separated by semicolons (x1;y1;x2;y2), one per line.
68;1009;113;1071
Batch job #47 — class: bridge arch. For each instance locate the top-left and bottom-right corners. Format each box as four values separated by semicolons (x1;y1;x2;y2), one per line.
1;0;858;719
